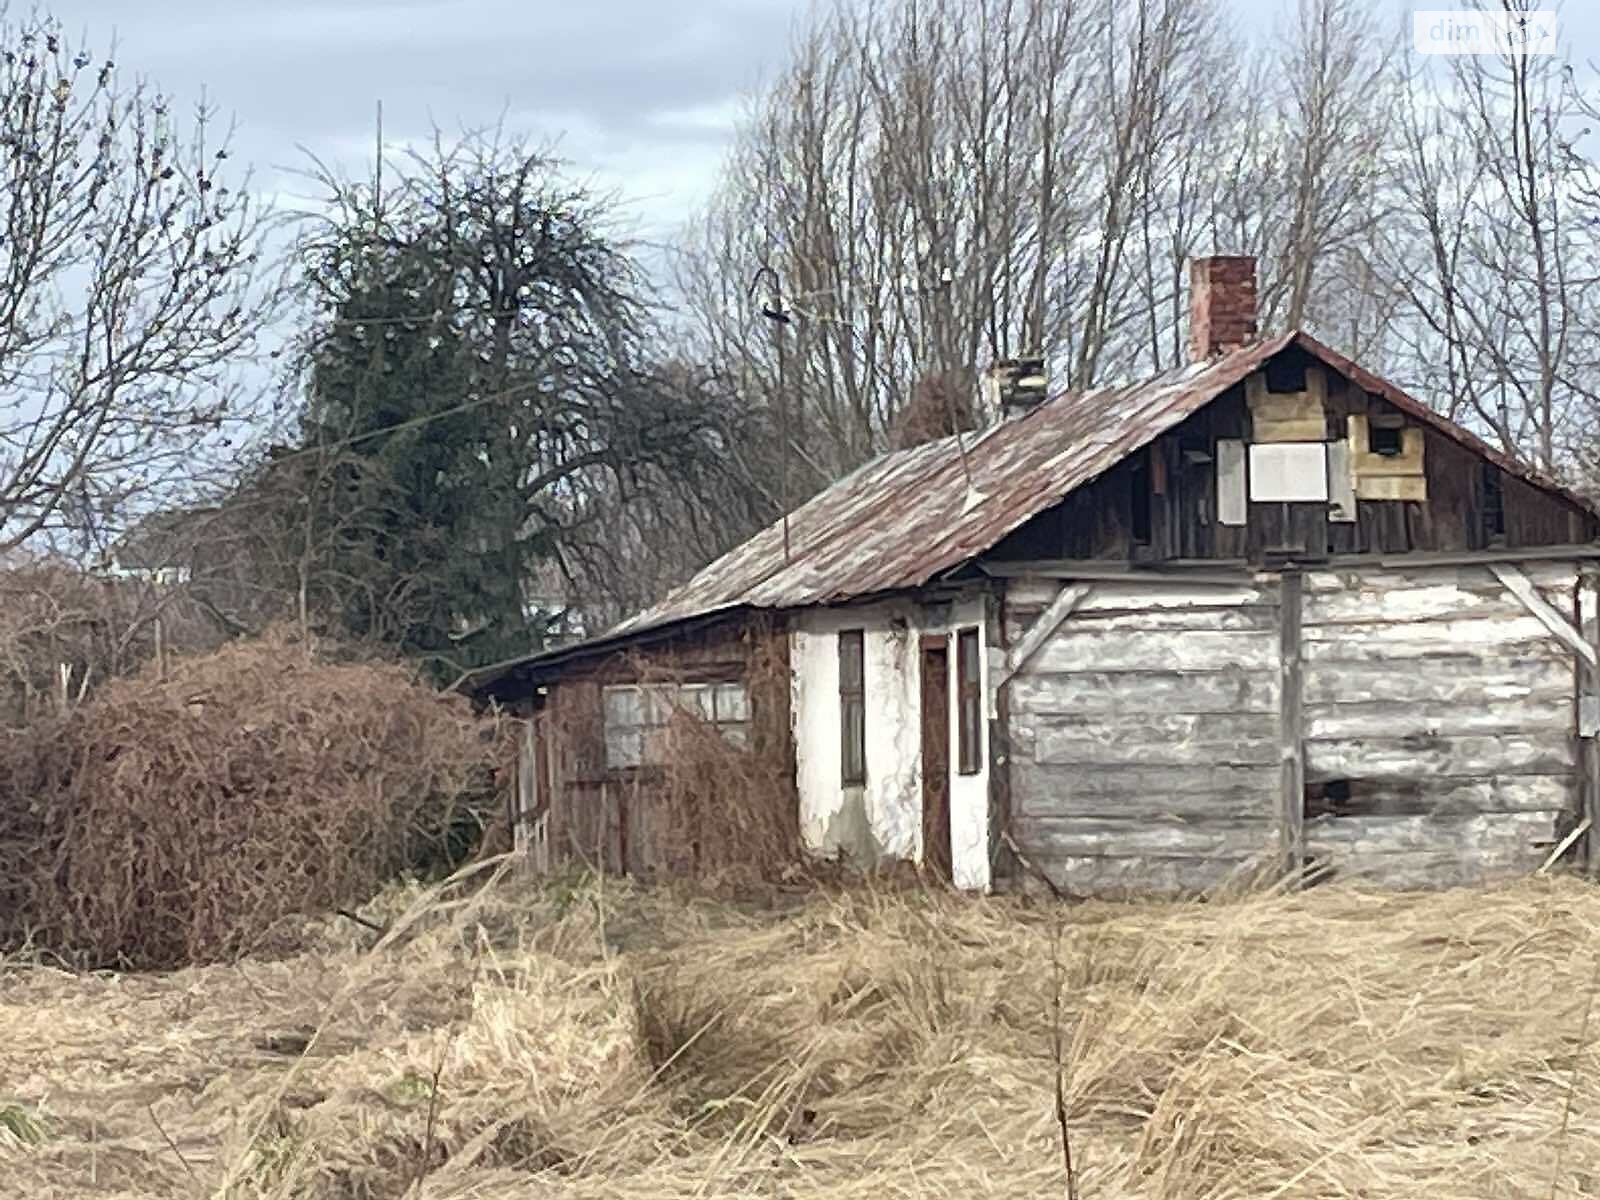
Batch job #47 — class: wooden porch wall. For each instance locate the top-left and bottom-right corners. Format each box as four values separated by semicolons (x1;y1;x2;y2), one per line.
537;615;797;878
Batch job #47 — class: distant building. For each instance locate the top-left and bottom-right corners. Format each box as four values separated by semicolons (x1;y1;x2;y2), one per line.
467;256;1600;895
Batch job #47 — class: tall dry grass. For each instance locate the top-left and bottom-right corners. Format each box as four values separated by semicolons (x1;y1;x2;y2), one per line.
2;870;1600;1198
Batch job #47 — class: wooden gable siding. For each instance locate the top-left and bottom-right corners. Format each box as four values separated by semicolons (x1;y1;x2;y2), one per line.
987;358;1595;567
531;614;797;877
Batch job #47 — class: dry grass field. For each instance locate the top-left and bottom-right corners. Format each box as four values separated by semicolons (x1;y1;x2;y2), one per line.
4;868;1600;1198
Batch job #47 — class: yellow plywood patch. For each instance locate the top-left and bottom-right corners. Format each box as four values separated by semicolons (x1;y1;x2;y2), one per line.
1354;473;1427;502
1347;414;1426;502
1246;370;1329;442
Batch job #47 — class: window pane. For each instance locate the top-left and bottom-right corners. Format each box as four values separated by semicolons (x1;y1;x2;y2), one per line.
605;728;642;770
958;629;980;683
838;630;864;689
721;723;748;749
715;682;749;722
603;685;640;727
842;697;866;785
682;683;715;720
641;685;674;726
957;628;981;775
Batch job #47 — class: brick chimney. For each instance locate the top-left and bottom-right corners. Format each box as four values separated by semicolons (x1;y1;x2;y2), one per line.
1187;255;1258;362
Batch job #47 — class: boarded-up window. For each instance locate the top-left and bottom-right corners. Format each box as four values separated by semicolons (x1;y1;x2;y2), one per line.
957;627;982;775
602;681;749;769
839;630;866;786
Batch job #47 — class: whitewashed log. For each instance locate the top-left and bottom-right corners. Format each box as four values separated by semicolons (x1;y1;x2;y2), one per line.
1303;701;1574;740
1304;810;1562;853
1005;578;1272;610
1304;562;1579;595
1032;712;1280;767
1298;774;1574;816
1301;614;1555;646
1014;814;1276;857
1304;733;1577;779
1011;760;1278;819
1301;658;1571;705
1028;629;1279;673
1009;668;1279;716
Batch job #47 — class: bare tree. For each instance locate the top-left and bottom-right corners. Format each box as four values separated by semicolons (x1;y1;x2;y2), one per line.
1371;0;1599;468
0;11;274;553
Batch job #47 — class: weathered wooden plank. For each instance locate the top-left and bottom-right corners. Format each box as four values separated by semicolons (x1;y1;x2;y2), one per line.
1328;439;1356;522
1031;712;1280;767
1304;734;1578;779
1005;577;1272;609
1301;658;1572;705
1010;669;1279;717
1029;629;1279;673
1303;700;1574;740
1217;438;1247;526
1280;570;1305;877
1491;562;1598;668
1011;760;1278;819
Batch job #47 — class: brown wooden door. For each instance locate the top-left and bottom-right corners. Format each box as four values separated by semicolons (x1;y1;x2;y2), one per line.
921;641;953;881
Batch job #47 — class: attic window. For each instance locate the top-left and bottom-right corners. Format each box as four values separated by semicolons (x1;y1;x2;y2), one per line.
1130;451;1153;545
1482;462;1506;542
1264;356;1307;394
1368;423;1404;457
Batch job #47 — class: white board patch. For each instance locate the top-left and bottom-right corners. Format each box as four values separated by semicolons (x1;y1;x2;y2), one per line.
1248;442;1329;503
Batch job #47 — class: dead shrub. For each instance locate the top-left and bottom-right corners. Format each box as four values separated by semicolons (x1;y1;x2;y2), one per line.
0;629;505;970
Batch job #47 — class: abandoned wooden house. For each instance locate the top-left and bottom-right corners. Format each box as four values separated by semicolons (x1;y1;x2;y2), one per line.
467;255;1600;894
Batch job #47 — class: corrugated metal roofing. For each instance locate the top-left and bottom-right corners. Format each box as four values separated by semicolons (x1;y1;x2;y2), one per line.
464;329;1597;694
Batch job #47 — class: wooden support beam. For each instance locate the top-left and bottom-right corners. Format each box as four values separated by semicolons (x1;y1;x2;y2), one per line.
998;583;1090;687
1584;570;1600;878
1279;570;1306;883
1490;562;1598;669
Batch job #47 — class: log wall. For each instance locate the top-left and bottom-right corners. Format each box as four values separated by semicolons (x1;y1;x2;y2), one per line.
1299;563;1580;886
1004;578;1283;894
1004;564;1586;894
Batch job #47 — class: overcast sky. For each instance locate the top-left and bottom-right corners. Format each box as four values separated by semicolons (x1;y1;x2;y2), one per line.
37;0;1600;246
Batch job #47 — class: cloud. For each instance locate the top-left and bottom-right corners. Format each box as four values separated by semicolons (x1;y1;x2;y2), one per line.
40;0;796;229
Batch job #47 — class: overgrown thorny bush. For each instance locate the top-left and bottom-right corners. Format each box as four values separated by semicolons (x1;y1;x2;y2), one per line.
0;630;506;970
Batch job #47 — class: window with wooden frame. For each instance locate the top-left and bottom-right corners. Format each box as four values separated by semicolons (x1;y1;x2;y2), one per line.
956;627;982;775
838;630;866;786
602;681;749;769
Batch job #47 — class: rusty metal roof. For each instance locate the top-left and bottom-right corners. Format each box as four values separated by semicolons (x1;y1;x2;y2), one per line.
602;333;1295;642
463;330;1597;695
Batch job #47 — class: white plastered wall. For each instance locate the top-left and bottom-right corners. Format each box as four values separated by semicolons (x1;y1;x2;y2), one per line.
789;596;992;891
